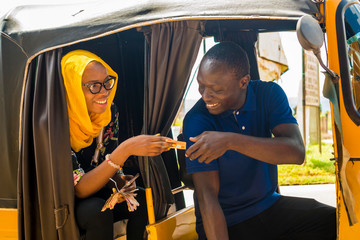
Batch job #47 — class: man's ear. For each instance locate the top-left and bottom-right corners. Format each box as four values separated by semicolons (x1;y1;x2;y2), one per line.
239;75;250;89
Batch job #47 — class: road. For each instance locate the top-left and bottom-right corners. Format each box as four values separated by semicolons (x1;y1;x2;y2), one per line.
183;184;336;207
280;184;336;207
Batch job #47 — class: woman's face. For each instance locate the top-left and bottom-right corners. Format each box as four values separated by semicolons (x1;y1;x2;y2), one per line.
82;61;112;114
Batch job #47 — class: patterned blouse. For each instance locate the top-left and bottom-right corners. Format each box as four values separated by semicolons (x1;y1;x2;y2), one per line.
72;103;119;186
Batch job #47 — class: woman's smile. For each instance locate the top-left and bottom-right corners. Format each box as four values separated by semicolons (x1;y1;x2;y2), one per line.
95;99;108;105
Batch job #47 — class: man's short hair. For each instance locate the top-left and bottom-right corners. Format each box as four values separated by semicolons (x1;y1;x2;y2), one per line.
203;42;250;79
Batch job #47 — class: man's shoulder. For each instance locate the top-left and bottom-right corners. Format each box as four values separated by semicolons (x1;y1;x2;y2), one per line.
184;99;211;121
250;80;280;92
183;99;217;135
250;80;286;101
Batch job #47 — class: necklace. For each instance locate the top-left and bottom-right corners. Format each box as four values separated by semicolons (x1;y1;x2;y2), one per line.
92;127;104;164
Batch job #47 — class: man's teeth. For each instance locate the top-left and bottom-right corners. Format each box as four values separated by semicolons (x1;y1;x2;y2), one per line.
96;100;107;104
207;103;219;108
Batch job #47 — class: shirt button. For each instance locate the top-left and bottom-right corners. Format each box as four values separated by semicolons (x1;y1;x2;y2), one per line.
242;126;245;130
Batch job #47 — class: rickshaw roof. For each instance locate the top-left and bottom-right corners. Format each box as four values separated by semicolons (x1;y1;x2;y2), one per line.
1;0;319;58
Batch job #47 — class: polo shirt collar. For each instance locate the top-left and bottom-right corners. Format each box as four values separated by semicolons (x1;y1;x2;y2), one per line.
219;81;256;118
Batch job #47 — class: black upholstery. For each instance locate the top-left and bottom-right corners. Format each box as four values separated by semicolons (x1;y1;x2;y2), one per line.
177;133;195;189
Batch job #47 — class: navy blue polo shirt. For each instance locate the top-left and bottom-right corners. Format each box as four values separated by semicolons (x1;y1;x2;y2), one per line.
183;80;297;227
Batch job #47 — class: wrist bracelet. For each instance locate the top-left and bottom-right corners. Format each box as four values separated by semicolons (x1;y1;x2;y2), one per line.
105;154;122;170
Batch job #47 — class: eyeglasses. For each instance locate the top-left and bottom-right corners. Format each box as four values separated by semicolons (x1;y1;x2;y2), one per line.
82;75;116;94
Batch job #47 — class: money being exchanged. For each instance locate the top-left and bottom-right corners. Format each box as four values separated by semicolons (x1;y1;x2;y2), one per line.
101;173;140;212
166;139;186;150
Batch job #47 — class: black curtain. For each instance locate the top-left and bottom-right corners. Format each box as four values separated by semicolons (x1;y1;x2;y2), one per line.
139;20;204;220
63;30;145;144
214;30;260;80
18;49;79;240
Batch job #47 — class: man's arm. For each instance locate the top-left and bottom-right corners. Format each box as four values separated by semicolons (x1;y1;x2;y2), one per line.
193;171;229;240
186;123;305;165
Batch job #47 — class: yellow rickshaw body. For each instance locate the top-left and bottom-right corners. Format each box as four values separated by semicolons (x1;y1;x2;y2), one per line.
325;0;360;238
2;0;360;239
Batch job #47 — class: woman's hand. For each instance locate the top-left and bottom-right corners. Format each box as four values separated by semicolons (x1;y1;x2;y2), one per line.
115;194;126;204
120;175;137;192
125;135;173;156
108;174;136;191
111;135;173;163
109;134;173;167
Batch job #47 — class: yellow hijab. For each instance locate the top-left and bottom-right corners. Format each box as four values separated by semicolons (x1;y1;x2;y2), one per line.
61;50;118;152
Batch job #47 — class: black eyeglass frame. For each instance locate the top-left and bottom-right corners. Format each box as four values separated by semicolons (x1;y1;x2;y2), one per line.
81;75;116;94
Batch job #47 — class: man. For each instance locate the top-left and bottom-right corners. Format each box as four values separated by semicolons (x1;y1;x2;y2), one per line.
183;42;335;240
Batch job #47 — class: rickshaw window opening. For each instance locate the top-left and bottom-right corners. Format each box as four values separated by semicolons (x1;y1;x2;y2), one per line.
336;1;360;125
184;65;199;101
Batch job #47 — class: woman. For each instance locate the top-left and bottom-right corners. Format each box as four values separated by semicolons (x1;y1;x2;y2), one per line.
61;50;172;240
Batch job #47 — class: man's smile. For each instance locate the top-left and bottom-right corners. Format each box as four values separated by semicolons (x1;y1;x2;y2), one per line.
206;102;220;109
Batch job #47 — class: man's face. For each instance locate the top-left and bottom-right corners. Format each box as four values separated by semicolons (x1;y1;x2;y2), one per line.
197;59;247;115
82;61;112;114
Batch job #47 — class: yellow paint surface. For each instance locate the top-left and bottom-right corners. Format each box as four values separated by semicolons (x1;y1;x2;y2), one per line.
0;209;18;240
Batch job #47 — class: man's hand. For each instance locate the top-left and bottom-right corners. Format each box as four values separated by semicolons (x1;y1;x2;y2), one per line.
185;131;230;164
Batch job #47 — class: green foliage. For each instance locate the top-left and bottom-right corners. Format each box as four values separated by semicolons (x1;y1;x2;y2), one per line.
278;142;335;185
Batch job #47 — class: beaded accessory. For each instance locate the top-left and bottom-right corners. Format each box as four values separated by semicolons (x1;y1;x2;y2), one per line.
105;154;122;171
92;128;104;164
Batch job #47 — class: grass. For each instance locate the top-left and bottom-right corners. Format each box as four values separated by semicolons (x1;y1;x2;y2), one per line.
278;142;336;186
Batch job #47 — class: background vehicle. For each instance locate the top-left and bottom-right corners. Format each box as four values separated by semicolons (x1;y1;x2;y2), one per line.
1;0;360;239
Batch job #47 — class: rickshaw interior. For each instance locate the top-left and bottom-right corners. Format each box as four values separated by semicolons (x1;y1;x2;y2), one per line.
55;18;298;238
60;17;296;142
60;17;296;187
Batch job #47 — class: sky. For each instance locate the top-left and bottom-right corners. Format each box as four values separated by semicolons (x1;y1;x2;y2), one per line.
278;32;327;98
278;32;303;98
278;32;329;112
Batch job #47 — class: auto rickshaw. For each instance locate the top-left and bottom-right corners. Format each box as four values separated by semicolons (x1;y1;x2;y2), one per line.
1;0;360;239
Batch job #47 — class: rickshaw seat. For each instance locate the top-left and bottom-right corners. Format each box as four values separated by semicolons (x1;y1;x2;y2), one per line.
79;220;127;240
177;133;195;190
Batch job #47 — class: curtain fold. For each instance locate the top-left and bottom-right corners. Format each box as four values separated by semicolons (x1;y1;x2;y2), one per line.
18;49;79;240
139;20;204;220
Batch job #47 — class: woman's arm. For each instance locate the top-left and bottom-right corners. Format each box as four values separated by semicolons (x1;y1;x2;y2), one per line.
75;135;172;198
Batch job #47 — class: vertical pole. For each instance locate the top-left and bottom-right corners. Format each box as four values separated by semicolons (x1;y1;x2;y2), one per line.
144;38;155;225
302;49;307;147
318;105;322;153
203;38;206;54
317;54;322;153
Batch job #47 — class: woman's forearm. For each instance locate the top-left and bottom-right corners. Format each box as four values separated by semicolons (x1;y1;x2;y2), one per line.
74;160;118;198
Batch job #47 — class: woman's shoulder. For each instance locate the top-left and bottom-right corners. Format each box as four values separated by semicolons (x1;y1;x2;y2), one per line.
111;102;118;114
109;102;119;124
103;102;119;142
